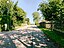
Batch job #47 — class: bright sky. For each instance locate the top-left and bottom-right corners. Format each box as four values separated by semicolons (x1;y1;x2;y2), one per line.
12;0;48;24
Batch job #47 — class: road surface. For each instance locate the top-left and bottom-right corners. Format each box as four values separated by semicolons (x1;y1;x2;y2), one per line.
0;25;58;48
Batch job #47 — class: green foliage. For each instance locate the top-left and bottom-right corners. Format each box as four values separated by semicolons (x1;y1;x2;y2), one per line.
0;0;26;31
13;2;26;26
38;0;64;21
38;0;64;31
0;0;14;31
25;18;30;25
32;12;41;25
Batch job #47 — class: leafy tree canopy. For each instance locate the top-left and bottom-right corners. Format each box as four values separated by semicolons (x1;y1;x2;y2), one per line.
32;12;41;25
38;0;64;21
0;0;26;31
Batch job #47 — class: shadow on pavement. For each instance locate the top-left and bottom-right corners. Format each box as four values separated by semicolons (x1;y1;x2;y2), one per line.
0;28;58;48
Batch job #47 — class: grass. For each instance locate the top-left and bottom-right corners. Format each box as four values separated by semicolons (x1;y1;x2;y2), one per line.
38;26;64;48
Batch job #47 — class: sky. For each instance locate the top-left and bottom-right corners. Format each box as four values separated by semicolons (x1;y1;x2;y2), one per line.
12;0;48;24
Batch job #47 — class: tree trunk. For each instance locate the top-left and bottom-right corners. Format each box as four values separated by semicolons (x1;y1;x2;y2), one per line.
51;20;53;31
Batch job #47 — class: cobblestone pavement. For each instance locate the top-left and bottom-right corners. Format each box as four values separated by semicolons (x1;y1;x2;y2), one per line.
0;25;58;48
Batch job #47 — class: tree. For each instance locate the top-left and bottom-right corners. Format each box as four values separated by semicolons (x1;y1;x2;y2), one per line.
0;0;26;31
32;12;41;25
0;0;14;31
25;18;30;25
13;2;26;26
38;0;64;30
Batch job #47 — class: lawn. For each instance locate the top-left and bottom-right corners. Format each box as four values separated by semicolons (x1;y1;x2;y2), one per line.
38;26;64;48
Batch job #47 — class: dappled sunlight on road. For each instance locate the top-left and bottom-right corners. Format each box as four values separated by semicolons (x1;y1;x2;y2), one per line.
0;25;58;48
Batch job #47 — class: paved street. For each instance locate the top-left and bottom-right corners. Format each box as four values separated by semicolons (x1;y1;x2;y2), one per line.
0;25;58;48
